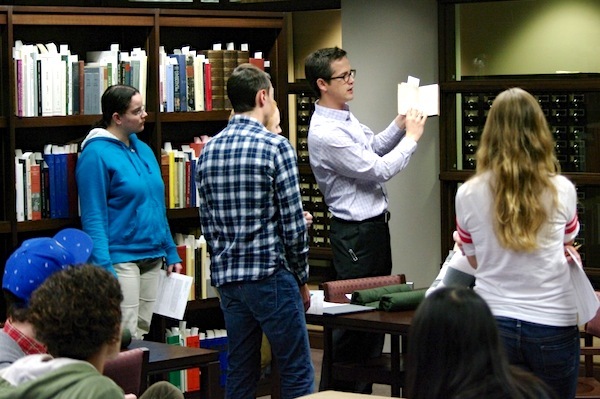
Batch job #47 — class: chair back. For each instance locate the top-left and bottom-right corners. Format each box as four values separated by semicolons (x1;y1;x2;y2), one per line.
322;274;406;303
103;347;149;396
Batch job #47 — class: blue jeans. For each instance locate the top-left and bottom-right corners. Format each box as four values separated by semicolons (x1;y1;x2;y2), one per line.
218;268;315;399
496;317;579;399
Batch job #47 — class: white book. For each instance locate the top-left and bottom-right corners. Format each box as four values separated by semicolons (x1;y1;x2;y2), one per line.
130;47;148;105
21;152;34;220
181;234;196;301
194;54;205;111
53;57;67;116
397;75;439;116
159;46;168;112
15;157;25;222
23;44;39;117
37;53;60;116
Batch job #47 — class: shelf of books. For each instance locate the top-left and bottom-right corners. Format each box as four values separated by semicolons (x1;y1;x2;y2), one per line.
5;6;286;226
0;6;287;323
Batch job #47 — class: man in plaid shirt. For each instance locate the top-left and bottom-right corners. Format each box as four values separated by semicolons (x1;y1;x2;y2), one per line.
196;63;314;399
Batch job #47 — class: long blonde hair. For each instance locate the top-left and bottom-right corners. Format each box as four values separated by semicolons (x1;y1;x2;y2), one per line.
475;88;559;252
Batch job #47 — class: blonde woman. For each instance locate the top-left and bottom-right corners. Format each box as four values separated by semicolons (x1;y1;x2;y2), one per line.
455;88;580;398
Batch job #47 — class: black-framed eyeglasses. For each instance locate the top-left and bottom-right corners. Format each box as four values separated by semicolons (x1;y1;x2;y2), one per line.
327;69;356;83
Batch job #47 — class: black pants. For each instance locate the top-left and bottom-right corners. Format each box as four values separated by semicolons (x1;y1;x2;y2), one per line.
319;215;392;393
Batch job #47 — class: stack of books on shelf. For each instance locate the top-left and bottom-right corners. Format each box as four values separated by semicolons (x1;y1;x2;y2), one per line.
165;323;228;391
174;232;213;301
13;41;147;117
161;139;208;210
159;43;266;112
15;144;78;221
173;232;212;301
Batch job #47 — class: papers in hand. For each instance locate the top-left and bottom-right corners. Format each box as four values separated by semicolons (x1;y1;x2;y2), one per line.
154;270;193;320
397;75;439;116
566;246;600;325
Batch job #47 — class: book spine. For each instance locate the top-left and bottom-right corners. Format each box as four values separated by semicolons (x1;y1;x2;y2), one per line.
15;59;23;117
185;335;201;392
173;63;181;112
166;334;183;390
204;62;212;112
186;55;195;111
176;55;187;112
66;151;78;218
204;50;224;110
30;163;42;221
222;50;237;110
15;158;25;222
78;61;85;115
161;153;170;209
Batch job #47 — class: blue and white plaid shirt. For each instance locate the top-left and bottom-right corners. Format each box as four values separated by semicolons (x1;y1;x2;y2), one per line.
196;115;309;287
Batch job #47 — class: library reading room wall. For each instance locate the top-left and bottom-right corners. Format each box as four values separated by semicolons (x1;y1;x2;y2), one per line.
342;0;440;288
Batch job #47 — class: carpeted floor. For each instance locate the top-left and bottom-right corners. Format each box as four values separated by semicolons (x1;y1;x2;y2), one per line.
257;348;391;398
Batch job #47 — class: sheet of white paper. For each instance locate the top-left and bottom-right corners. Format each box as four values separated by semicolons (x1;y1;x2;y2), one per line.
566;247;600;325
153;270;193;320
397;82;439;116
407;75;420;86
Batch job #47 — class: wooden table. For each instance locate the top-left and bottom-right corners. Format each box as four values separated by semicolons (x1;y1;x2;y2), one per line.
305;309;415;397
300;390;402;398
129;339;221;399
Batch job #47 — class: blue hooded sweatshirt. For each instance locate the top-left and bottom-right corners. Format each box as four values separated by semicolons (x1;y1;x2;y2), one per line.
76;128;180;276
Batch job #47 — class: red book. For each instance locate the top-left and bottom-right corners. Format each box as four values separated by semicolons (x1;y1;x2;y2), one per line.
160;153;170;208
30;163;42;220
185;335;201;392
204;62;212;111
177;244;187;276
185;159;190;208
249;58;264;71
189;142;204;158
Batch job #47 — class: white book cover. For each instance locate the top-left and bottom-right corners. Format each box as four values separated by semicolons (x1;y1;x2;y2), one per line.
23;45;39;117
130;47;147;105
21;152;33;220
15;158;25;222
159;46;168;112
194;54;205;111
37;53;61;116
397;75;439;116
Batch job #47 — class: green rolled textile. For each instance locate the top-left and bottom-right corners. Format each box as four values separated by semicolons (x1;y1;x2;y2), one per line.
378;288;427;312
351;284;413;305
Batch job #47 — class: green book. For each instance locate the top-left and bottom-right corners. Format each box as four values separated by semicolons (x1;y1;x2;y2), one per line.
166;334;182;390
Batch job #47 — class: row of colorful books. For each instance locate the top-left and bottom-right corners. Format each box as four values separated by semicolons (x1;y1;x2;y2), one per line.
14;144;79;222
14;136;212;222
161;139;208;210
13;41;147;117
159;43;266;113
165;324;228;392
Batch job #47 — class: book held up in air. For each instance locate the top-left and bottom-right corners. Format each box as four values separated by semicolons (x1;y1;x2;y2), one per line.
397;75;439;116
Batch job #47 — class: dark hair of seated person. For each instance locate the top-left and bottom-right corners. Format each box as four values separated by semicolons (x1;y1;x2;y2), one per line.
405;287;556;399
27;264;122;360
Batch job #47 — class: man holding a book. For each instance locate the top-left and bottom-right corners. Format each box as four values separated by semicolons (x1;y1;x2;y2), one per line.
304;46;428;393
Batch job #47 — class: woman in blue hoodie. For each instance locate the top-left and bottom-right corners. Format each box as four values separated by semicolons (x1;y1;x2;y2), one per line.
76;85;182;340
